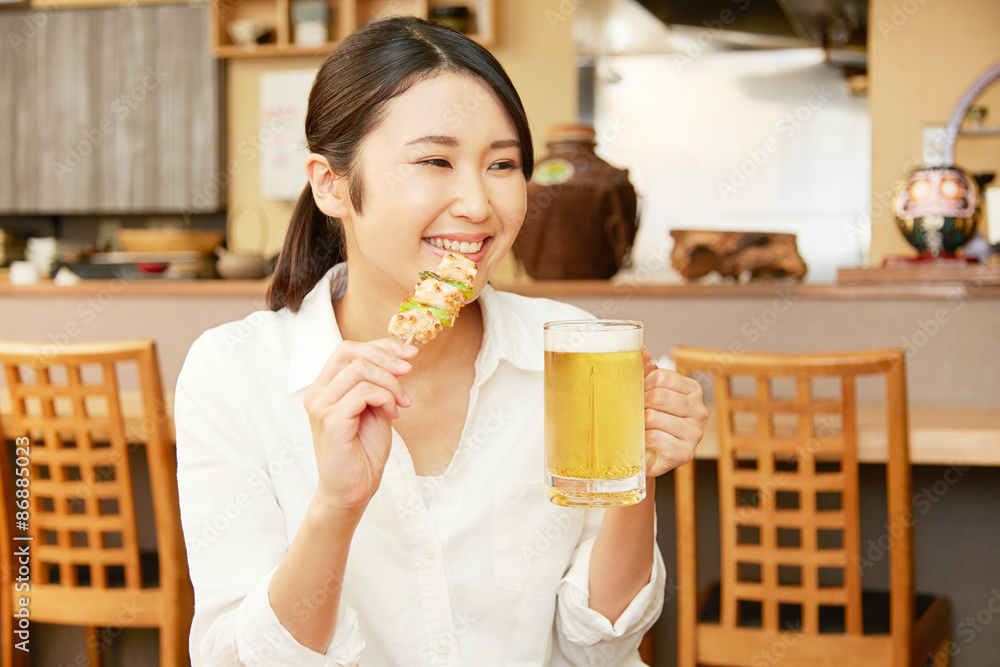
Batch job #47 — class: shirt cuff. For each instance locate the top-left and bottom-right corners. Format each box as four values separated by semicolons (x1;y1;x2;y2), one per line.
557;537;666;646
234;567;366;666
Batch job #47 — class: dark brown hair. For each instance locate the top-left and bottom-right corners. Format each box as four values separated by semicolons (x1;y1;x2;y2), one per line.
267;16;534;312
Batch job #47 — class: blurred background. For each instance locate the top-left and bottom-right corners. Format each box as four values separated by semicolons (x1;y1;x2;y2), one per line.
1;1;999;665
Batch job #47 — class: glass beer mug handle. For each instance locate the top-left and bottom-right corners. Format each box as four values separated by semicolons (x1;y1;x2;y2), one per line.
543;320;646;508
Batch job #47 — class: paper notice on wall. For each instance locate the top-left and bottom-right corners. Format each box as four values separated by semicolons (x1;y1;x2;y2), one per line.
259;69;316;201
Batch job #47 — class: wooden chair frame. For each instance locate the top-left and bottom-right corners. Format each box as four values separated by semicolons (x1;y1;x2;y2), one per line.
672;346;950;667
0;339;192;666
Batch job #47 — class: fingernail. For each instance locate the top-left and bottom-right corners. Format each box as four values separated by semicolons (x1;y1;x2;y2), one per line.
403;391;412;405
395;358;412;370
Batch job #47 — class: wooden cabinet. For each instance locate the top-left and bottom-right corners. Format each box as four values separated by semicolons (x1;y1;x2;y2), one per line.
209;0;494;59
0;5;222;214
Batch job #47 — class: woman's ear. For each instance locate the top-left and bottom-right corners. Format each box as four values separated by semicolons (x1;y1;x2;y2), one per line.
306;153;351;218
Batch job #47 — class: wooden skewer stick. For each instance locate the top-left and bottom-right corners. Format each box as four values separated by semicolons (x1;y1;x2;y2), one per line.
405;333;416;346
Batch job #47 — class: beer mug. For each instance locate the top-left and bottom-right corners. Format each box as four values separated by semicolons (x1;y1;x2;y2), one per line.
543;320;646;507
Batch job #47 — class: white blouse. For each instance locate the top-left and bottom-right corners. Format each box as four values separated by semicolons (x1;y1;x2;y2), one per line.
174;263;665;666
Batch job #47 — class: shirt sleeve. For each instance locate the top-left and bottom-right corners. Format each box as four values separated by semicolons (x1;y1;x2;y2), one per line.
554;506;666;666
175;332;365;666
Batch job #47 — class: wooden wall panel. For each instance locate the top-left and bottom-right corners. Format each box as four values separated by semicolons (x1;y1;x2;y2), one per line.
1;5;221;214
0;13;41;212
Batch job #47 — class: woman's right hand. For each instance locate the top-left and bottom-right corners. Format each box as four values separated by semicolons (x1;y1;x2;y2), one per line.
303;339;419;514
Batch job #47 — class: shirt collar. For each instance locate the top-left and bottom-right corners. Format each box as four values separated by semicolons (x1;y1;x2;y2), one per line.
286;264;542;394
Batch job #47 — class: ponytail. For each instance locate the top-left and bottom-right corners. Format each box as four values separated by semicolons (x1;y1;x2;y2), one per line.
266;183;345;312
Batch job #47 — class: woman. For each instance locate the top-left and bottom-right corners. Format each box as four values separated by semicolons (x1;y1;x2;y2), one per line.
175;16;707;666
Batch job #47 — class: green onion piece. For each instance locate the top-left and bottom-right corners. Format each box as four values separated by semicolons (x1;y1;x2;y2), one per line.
418;271;474;300
399;299;455;327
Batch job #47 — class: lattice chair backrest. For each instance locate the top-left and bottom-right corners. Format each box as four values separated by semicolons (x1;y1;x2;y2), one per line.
0;341;169;594
673;347;913;643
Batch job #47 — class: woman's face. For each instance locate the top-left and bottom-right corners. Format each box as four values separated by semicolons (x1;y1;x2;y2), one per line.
338;72;526;302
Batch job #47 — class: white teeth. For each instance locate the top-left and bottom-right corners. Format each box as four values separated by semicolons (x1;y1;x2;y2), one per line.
427;238;483;253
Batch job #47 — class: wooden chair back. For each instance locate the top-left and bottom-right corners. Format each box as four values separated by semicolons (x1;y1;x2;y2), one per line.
672;347;914;667
0;339;191;666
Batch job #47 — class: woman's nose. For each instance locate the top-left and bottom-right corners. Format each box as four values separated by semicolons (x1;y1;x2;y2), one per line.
449;168;492;222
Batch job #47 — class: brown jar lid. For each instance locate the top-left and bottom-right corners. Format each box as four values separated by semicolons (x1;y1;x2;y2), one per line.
546;124;596;143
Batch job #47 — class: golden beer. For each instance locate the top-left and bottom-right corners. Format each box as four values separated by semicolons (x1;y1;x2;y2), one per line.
544;320;646;507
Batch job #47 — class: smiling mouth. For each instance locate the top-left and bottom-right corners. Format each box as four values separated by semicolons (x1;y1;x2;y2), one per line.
425;237;484;254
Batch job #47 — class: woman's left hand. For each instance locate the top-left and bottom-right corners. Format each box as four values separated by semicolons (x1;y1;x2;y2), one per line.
642;347;708;477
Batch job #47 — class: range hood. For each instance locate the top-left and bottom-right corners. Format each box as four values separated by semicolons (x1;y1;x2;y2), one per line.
633;0;867;67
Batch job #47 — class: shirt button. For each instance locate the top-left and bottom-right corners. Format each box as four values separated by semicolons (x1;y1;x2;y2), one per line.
436;641;450;655
422;547;435;560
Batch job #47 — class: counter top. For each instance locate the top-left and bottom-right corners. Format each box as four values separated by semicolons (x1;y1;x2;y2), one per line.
2;277;1000;300
696;405;1000;467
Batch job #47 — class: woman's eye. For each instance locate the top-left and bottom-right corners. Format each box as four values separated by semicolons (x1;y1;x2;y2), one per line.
489;160;519;171
420;158;451;168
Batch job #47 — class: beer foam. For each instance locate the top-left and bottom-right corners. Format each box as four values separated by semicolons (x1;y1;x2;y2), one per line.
544;320;642;354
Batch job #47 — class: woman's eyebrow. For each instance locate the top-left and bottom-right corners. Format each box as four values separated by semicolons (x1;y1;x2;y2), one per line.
406;135;459;147
490;139;521;151
404;136;521;151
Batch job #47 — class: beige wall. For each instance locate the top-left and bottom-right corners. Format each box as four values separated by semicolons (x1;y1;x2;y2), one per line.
869;0;1000;264
225;0;576;259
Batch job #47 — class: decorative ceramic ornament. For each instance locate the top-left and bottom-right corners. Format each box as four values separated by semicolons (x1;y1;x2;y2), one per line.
891;166;979;258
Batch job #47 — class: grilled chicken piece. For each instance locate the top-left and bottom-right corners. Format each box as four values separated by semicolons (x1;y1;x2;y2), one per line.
388;308;443;345
411;278;466;313
435;252;477;286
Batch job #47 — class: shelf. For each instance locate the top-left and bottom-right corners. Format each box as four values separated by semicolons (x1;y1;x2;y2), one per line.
209;0;494;59
837;264;1000;286
958;127;1000;137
